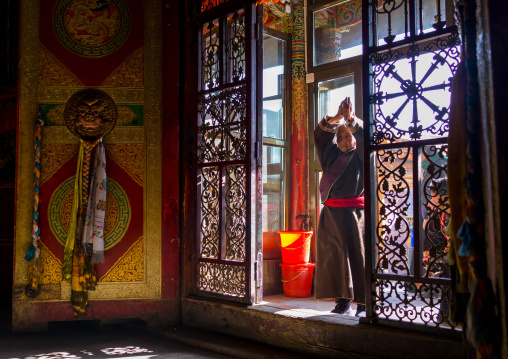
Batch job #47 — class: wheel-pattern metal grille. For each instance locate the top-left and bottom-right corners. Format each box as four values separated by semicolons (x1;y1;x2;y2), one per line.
370;33;461;144
198;262;246;296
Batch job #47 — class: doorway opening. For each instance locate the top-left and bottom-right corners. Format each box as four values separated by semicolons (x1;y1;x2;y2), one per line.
259;26;361;320
259;0;459;330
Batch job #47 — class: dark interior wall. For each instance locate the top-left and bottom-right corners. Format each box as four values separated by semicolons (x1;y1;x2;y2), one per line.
0;0;19;94
0;185;15;300
0;131;15;301
486;0;508;356
0;0;18;306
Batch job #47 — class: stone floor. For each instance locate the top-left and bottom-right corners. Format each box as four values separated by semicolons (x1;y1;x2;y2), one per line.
0;293;451;359
1;322;232;359
0;321;323;359
0;299;316;359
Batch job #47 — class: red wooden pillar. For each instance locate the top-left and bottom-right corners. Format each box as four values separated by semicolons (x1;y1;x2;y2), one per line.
289;0;308;231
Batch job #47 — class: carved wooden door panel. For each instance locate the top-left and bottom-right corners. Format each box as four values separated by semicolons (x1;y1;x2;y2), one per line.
187;0;263;304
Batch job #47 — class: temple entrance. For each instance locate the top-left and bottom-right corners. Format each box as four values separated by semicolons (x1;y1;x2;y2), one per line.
261;0;459;329
186;0;461;336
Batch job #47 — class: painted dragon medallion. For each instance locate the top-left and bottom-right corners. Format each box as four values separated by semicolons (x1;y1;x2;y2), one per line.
64;88;118;141
54;0;130;57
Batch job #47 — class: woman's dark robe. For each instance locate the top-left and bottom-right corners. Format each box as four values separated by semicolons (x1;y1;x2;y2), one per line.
313;117;365;303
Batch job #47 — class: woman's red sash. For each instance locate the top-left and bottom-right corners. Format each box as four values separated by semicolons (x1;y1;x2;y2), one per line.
323;196;364;208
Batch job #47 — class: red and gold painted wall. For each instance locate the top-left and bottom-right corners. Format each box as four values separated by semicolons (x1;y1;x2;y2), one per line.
14;0;176;330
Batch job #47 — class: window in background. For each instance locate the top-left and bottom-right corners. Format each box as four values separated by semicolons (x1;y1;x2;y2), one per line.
317;75;355;124
263;33;289;232
313;0;363;66
314;74;355;227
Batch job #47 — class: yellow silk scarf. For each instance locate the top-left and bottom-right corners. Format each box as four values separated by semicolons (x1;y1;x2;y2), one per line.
62;141;84;282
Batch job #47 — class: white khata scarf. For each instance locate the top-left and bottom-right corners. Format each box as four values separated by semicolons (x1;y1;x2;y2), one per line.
83;138;107;263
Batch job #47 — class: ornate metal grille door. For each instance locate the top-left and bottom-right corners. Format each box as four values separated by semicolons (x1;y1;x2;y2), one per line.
194;0;262;304
363;0;461;329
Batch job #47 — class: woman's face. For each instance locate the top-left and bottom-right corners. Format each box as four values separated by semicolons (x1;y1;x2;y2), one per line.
336;126;356;153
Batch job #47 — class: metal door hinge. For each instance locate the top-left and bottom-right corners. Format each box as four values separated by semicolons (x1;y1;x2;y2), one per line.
254;262;262;288
256;253;263;287
255;22;261;41
254;261;258;285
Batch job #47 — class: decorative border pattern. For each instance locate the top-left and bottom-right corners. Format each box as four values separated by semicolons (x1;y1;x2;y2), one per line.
143;0;162;300
38;87;144;104
100;236;144;282
102;47;144;87
106;144;144;186
38;43;83;86
15;0;41;287
40;143;79;185
42;127;144;144
42;104;144;127
40;241;63;284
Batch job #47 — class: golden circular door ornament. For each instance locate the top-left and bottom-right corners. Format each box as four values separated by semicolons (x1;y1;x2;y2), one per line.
64;88;118;141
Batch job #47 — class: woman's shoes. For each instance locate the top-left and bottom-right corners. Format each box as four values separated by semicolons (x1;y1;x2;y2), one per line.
331;299;366;316
355;304;366;317
331;299;352;314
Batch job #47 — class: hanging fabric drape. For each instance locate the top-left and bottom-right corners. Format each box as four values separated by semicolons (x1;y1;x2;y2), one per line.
82;139;107;263
62;141;85;282
450;1;501;357
62;139;106;316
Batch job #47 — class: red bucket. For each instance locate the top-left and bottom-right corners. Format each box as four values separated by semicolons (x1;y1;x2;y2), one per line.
278;231;313;264
280;263;315;298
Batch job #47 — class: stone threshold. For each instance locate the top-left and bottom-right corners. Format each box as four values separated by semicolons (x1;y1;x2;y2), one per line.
181;297;474;359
